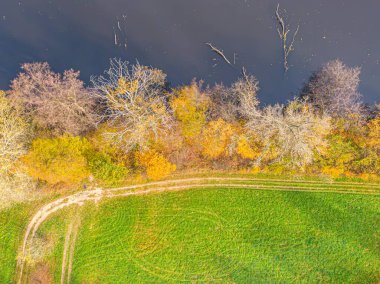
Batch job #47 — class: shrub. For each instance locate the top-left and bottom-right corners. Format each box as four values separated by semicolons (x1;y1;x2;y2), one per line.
136;150;176;180
23;136;91;185
0;172;35;210
88;123;132;167
19;234;54;267
86;151;129;185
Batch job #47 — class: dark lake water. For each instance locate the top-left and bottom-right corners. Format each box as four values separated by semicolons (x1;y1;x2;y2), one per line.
0;0;379;104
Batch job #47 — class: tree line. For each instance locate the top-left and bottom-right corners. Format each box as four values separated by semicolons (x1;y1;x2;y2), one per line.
0;59;379;208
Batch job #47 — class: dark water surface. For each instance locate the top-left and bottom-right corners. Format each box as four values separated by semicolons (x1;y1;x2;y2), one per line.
0;0;379;104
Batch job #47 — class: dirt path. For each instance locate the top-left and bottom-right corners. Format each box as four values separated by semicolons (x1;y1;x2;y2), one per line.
60;221;73;284
60;216;81;284
65;217;80;284
16;177;380;283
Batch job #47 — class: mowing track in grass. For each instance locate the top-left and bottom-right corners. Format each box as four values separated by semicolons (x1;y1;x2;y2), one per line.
15;177;380;283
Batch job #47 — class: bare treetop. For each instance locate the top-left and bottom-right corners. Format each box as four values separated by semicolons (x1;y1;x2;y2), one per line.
91;59;171;150
302;59;363;118
243;98;331;167
9;63;98;136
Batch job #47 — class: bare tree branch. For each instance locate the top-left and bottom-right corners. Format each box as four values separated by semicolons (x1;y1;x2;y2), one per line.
113;14;128;49
206;43;233;66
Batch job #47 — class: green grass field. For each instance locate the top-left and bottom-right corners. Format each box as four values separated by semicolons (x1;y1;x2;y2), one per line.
1;178;380;283
0;204;32;283
73;188;379;283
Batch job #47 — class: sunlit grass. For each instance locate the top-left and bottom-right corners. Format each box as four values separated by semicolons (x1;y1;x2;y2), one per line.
72;188;379;283
0;204;31;283
0;178;379;283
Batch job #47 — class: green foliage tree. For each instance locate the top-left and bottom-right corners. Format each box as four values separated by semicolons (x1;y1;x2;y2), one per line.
318;134;361;177
86;151;129;185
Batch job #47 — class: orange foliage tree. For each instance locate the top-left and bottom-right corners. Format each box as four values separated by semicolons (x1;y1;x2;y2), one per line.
136;150;176;180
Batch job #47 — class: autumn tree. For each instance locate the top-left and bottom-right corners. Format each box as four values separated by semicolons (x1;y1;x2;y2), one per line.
0;91;34;208
23;136;91;185
243;97;331;168
91;59;171;151
302;60;363;118
207;84;239;122
357;105;380;176
232;71;260;118
200;119;237;160
236;135;262;161
136;150;176;180
171;82;210;140
9;62;98;136
0;91;29;174
367;105;380;151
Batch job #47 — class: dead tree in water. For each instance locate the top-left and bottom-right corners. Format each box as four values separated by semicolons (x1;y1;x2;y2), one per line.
275;3;299;72
206;42;233;66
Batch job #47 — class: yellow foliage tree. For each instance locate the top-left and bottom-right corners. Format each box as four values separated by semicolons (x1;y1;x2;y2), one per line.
357;108;380;176
318;134;359;177
201;119;236;159
23;136;91;185
171;83;210;139
236;135;262;160
367;108;380;150
136;150;176;180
